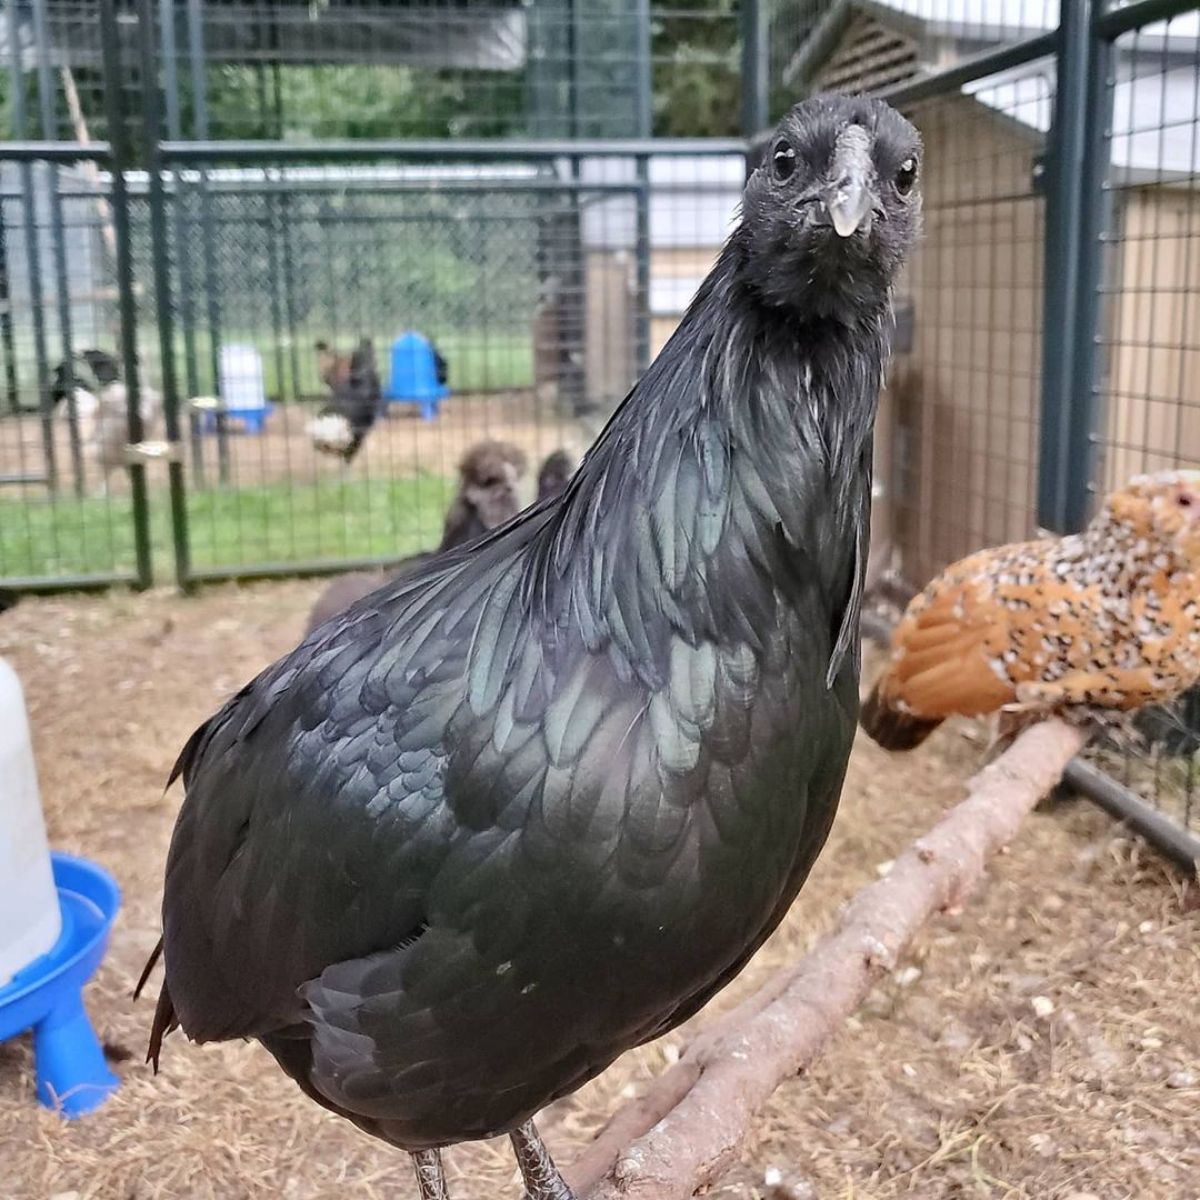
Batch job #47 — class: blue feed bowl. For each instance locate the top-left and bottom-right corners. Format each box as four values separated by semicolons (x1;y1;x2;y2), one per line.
0;853;121;1117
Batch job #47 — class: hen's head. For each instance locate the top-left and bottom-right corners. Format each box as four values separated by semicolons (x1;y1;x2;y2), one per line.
738;95;922;322
1104;470;1200;565
459;440;529;529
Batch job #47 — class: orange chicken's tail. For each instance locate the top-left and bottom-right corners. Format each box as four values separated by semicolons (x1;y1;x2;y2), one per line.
859;678;943;751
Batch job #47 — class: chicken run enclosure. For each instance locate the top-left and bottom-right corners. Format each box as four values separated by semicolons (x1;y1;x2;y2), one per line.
1;0;1199;860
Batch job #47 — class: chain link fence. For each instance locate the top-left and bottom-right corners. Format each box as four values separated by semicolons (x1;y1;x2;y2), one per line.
1;0;1198;863
794;0;1200;863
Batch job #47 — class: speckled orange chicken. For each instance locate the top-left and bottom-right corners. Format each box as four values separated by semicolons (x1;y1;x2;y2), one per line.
861;470;1200;750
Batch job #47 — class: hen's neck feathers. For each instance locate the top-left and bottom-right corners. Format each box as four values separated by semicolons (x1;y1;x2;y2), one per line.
527;239;890;667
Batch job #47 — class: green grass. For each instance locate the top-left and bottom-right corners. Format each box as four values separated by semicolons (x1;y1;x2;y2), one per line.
0;474;454;583
160;328;534;400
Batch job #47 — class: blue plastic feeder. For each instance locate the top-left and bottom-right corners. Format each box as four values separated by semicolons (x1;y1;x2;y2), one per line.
0;853;121;1117
385;332;449;420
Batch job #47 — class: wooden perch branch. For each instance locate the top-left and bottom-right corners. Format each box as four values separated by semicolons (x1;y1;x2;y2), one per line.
570;719;1088;1200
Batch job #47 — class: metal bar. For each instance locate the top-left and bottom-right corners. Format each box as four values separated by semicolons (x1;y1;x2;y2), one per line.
634;0;653;140
0;199;19;416
877;31;1060;108
187;0;229;484
0;571;138;595
6;0;56;492
1037;0;1096;533
186;555;435;586
1062;21;1114;532
138;0;192;591
277;187;302;403
0;141;114;162
33;0;85;497
740;0;769;139
113;178;709;198
635;153;652;376
99;0;153;589
160;0;182;139
161;0;201;470
159;138;750;163
263;182;288;403
1064;759;1200;873
1094;0;1200;40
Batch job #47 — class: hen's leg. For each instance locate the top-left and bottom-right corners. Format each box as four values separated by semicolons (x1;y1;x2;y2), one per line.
410;1149;451;1200
511;1120;575;1200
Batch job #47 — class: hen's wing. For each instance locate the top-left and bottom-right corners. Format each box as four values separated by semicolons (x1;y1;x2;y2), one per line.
873;551;1022;719
155;532;530;1050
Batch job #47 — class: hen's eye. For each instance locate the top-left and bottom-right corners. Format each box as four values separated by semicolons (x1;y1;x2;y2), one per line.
895;156;918;195
772;140;797;182
1178;493;1194;508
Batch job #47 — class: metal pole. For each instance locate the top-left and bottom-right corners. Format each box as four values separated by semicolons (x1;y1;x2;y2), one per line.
1064;759;1200;874
1062;22;1113;533
264;179;287;402
0;199;19;415
99;0;153;588
187;0;229;484
138;0;191;590
740;0;769;140
633;0;652;376
267;17;300;399
6;0;56;491
32;0;85;496
160;0;201;474
1037;0;1101;532
278;188;302;398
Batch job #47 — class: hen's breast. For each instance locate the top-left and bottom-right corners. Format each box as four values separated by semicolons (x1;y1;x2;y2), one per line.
289;597;856;1149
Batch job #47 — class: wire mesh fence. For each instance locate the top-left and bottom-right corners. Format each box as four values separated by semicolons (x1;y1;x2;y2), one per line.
836;0;1200;854
2;0;1200;858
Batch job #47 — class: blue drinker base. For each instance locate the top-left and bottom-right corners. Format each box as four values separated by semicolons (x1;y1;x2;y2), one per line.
200;404;275;435
0;853;121;1118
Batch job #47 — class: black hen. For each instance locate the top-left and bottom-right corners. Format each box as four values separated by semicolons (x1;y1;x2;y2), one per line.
308;338;381;461
143;97;922;1200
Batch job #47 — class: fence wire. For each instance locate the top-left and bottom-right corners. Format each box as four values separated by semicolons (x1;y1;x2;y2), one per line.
2;0;1200;859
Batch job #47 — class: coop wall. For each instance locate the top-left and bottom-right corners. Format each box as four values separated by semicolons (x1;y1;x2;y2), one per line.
882;95;1045;588
585;250;636;407
1100;187;1200;488
649;245;722;357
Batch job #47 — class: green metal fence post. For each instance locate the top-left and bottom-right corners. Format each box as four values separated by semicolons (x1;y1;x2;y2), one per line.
1037;0;1112;533
99;0;154;589
741;0;769;140
186;0;230;485
32;0;86;496
160;0;204;486
138;0;192;590
6;0;56;491
633;0;652;376
1041;0;1099;532
0;198;19;416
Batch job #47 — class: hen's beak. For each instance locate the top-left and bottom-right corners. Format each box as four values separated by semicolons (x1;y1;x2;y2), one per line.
822;125;875;238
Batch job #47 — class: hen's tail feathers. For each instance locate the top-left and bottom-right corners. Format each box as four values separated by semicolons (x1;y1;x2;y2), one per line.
860;680;942;751
135;936;178;1072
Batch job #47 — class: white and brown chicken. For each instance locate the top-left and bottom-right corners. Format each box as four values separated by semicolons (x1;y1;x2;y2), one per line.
861;470;1200;749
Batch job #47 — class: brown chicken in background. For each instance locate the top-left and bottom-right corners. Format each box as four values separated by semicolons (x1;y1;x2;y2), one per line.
314;339;353;391
303;440;555;636
861;470;1200;750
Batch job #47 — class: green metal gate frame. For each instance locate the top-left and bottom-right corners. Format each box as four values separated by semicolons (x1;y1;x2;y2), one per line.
0;0;156;593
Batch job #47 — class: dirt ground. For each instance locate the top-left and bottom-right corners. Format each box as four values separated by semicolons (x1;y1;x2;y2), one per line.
0;585;1196;1200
